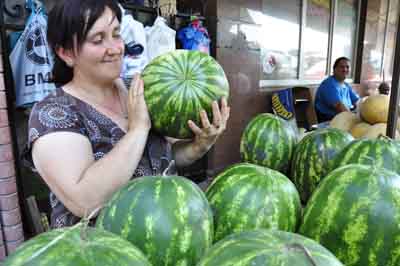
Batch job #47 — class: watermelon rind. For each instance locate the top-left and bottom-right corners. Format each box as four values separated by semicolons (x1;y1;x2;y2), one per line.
300;164;400;266
290;127;353;203
3;223;151;266
96;175;214;266
197;229;344;266
240;113;297;174
142;50;229;139
206;163;301;242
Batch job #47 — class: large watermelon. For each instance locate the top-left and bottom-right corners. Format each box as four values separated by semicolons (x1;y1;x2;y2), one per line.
142;50;229;139
330;136;400;174
197;230;344;266
240;113;297;173
206;163;301;242
300;164;400;266
96;175;213;266
4;223;151;266
290;128;353;202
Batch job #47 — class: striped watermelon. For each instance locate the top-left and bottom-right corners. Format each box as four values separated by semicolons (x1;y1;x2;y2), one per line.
96;175;213;266
290;128;353;202
240;113;297;173
300;164;400;266
331;136;400;174
197;230;344;266
4;223;151;266
206;163;301;242
142;50;229;139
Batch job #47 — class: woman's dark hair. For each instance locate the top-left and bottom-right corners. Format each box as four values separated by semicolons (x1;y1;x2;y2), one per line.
333;56;350;70
47;0;121;85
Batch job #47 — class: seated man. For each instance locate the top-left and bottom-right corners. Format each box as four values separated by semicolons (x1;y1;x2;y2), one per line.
314;57;360;122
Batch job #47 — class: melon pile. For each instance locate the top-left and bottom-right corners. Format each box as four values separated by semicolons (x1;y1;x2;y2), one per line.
7;49;400;266
330;94;395;139
238;113;400;266
8;111;400;266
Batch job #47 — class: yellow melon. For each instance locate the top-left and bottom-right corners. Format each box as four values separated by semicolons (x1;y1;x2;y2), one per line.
350;122;372;138
397;118;400;132
361;123;398;139
329;111;360;132
360;94;389;124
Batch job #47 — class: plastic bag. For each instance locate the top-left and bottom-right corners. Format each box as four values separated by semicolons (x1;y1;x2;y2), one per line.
272;88;294;120
9;1;55;107
177;19;210;54
119;5;148;85
145;17;176;61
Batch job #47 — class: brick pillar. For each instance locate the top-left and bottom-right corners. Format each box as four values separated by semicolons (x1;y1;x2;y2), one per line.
0;47;24;259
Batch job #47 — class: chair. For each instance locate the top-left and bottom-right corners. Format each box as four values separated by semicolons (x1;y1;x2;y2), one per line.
292;87;318;129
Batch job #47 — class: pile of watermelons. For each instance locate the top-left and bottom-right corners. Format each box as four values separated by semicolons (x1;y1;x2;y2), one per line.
5;50;400;266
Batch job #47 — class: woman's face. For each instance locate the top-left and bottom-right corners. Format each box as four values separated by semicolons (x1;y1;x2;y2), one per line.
72;7;124;83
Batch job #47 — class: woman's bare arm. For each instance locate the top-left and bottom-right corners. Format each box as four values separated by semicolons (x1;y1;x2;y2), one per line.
32;76;151;218
32;129;148;218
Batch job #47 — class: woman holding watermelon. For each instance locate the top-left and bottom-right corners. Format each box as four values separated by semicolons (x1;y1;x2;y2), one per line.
24;0;230;228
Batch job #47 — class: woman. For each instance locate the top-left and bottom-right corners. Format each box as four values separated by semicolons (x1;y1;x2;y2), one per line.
26;0;230;228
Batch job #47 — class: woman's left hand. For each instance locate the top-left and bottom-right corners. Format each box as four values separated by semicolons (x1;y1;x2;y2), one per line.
188;97;230;153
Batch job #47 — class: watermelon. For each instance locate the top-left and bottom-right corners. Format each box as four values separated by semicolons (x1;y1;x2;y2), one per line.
142;50;229;139
197;230;344;266
330;136;400;174
300;164;400;266
96;175;213;266
206;163;301;242
4;223;151;266
240;113;297;173
290;128;353;202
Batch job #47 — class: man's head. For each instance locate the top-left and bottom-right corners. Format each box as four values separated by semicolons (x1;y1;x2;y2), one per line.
378;82;390;95
333;57;350;82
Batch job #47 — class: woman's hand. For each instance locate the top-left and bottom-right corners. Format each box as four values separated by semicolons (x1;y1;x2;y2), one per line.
188;97;230;153
127;74;151;132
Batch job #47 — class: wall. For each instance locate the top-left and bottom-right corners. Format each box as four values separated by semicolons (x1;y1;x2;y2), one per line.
0;40;24;259
206;0;387;175
207;0;271;175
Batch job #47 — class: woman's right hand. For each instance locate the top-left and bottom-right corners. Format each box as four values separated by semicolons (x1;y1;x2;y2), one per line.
127;74;151;132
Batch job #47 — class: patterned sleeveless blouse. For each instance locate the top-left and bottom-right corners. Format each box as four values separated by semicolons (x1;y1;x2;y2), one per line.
25;88;175;228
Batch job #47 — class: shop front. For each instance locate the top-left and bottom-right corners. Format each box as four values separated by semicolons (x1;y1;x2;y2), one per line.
0;0;400;261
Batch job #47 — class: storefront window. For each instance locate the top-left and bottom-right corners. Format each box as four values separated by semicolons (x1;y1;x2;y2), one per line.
303;0;330;80
362;0;388;81
260;0;301;80
383;0;399;81
259;0;359;86
331;0;358;76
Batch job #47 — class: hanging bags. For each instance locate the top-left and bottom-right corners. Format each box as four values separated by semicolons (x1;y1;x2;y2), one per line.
9;0;55;107
119;5;149;86
145;16;176;61
177;18;210;54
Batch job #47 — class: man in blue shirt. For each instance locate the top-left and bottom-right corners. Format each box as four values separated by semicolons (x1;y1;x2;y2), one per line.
314;57;360;122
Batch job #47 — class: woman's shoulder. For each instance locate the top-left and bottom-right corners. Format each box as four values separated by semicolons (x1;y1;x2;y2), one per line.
28;87;82;133
32;87;78;109
25;88;87;166
30;88;81;120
